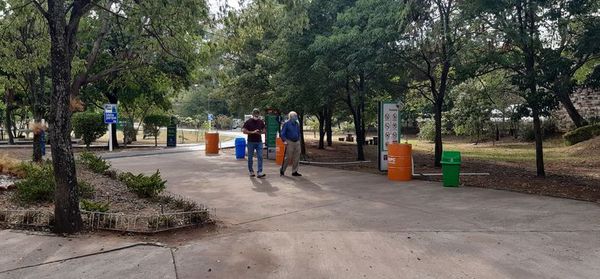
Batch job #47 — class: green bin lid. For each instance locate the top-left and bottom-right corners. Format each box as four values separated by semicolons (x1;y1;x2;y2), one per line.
441;150;461;164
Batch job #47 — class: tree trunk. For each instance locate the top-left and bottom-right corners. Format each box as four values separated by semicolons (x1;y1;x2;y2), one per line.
433;101;443;167
325;106;333;147
299;112;306;157
47;0;82;233
32;69;47;162
317;108;325;149
532;111;545;177
4;87;15;145
556;89;587;128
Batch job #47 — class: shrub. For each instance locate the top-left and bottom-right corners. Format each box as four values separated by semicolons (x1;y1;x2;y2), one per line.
72;112;107;148
563;123;600;146
80;199;110;212
144;114;171;146
118;170;166;198
78;181;96;199
14;163;55;203
79;152;111;174
518;124;537;141
418;120;436;142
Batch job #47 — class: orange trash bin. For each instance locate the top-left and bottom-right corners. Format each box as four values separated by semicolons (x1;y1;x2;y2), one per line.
388;143;412;181
276;138;285;166
205;132;219;155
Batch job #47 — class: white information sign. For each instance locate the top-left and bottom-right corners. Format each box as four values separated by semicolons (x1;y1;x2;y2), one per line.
378;102;401;171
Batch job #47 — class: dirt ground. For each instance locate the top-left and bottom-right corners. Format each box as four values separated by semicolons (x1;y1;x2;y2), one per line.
0;149;198;216
302;136;600;203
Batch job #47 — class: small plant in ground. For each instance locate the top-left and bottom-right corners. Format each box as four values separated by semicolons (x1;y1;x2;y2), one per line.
79;152;111;174
189;211;209;224
172;197;198;211
80;199;110;212
118;170;167;198
14;163;55;203
22;211;40;224
78;181;96;199
0;212;6;222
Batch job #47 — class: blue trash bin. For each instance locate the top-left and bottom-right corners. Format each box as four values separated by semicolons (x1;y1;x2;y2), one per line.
235;138;246;159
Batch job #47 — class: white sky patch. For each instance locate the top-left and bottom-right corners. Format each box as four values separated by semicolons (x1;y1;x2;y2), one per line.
208;0;241;14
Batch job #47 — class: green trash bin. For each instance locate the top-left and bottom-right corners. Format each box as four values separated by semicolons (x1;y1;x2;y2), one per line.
441;151;461;187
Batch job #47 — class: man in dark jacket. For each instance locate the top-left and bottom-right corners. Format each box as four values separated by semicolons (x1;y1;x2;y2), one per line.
280;111;302;176
243;108;266;178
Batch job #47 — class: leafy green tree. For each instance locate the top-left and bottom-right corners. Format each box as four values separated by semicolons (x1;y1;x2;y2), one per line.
143;113;171;147
0;1;50;160
464;0;564;177
21;0;209;233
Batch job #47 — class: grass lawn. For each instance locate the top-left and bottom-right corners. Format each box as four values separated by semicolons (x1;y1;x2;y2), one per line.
405;137;578;163
97;129;235;145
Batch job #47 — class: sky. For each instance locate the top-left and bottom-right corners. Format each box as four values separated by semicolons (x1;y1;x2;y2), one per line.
208;0;241;14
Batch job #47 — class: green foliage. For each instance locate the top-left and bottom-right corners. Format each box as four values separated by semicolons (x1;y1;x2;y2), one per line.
144;114;171;136
449;80;495;142
418;119;451;142
78;181;96;199
79;152;111;174
14;163;55;203
563;124;600;146
418;120;436;142
72;112;107;148
215;114;232;130
118;171;167;198
80;199;109;213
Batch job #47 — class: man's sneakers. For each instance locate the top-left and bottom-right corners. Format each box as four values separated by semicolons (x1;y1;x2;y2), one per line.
292;172;302;177
250;171;266;178
280;170;285;176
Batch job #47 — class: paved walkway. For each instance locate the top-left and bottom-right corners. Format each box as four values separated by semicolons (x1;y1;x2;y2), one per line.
1;150;599;278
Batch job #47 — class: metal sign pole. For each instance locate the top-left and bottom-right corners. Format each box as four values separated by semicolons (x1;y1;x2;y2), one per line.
109;123;113;151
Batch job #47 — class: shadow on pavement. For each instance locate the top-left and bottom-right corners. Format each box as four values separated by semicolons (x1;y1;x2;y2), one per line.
250;177;279;196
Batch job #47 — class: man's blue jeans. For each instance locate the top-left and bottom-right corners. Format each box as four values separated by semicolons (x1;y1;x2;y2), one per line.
247;142;263;173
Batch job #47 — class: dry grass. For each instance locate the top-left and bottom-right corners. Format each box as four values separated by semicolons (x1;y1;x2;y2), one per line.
0;155;24;177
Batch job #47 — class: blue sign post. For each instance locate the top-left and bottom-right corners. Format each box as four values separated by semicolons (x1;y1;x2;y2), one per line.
104;104;118;151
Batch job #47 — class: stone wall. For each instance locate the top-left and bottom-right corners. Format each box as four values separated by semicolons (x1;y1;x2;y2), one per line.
554;88;600;131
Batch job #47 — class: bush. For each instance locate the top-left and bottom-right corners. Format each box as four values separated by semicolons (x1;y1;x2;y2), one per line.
418;120;436;142
79;152;111;174
118;170;166;198
563;123;600;146
80;199;109;212
14;163;55;203
78;181;96;199
72;112;107;148
518;124;537;141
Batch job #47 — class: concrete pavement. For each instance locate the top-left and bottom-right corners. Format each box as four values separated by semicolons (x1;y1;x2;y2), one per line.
1;149;599;278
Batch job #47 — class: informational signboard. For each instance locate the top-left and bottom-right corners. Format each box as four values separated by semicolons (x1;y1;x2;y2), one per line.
265;114;279;160
167;123;177;147
103;104;118;124
378;101;401;171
